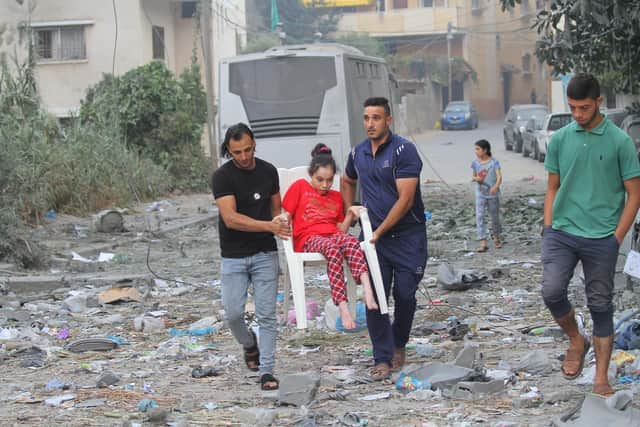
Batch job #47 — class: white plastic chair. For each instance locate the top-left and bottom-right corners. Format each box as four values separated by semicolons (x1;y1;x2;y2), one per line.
277;167;388;329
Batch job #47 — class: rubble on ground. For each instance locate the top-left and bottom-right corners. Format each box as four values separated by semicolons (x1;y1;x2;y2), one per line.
1;184;640;426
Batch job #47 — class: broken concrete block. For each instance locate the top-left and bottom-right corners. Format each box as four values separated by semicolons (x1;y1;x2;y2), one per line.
515;349;552;375
553;391;640;426
277;372;320;406
146;407;168;423
1;309;30;322
93;209;124;233
235;407;277;426
453;345;477;369
451;379;505;400
62;294;87;313
133;315;165;333
407;362;474;390
96;371;120;388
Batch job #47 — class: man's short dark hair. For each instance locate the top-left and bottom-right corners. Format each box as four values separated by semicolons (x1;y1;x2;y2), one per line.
566;73;600;100
364;97;391;116
221;122;254;158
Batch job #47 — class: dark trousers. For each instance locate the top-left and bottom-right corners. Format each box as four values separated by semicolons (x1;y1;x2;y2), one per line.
367;224;427;365
541;227;618;337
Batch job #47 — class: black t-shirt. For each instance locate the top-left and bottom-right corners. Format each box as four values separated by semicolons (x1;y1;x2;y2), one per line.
211;158;279;258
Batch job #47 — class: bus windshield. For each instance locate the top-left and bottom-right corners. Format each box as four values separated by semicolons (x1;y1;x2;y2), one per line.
229;56;337;126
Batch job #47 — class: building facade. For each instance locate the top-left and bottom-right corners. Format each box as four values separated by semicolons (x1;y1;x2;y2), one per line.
0;0;245;127
322;0;550;120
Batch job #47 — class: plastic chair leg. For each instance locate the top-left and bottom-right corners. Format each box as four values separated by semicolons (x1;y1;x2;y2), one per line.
289;260;308;329
361;242;389;314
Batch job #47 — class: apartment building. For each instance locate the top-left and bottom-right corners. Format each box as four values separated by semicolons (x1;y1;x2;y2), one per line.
0;0;246;121
315;0;549;119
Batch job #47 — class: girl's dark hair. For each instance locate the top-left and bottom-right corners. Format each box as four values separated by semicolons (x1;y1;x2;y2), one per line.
309;143;337;175
221;123;254;158
475;139;492;157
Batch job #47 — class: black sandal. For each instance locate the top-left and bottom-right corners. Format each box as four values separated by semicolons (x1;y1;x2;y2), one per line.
260;373;279;391
243;330;260;372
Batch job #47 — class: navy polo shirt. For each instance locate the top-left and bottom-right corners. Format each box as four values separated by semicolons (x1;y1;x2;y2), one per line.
345;132;425;231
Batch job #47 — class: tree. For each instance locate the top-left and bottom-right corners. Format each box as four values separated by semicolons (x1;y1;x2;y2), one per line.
251;0;340;44
500;0;640;93
331;33;386;57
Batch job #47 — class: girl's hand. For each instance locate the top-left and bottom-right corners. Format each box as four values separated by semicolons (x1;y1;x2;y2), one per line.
490;186;499;195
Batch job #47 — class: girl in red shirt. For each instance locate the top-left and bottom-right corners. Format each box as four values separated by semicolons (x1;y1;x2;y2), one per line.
282;144;379;329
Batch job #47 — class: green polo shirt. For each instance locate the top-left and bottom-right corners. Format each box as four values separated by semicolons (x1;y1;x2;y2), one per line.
544;117;640;238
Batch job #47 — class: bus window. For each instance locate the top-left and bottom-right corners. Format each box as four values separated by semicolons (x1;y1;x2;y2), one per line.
229;57;337;125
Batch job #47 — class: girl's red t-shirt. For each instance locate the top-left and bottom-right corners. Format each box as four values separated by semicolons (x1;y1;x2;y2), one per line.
281;179;345;252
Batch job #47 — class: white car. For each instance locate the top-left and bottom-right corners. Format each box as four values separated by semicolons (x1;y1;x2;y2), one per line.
534;113;573;162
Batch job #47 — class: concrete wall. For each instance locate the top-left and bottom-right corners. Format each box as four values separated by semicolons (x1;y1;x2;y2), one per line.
395;91;440;135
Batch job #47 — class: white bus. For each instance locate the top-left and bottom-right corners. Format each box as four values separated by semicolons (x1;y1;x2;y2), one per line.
218;43;394;170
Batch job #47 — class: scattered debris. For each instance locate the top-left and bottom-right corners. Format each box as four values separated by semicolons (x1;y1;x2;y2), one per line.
98;287;143;304
437;263;487;291
66;338;119;353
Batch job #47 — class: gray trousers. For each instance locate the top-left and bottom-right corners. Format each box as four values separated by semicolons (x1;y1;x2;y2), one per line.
540;227;617;336
475;195;502;240
221;251;279;375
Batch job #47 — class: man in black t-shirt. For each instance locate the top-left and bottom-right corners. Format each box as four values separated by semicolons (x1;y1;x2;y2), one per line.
212;123;290;391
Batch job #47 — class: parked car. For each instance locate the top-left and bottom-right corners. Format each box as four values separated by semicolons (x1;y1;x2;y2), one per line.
530;113;573;163
503;104;549;152
440;101;479;130
521;115;547;159
602;107;629;128
621;114;640;154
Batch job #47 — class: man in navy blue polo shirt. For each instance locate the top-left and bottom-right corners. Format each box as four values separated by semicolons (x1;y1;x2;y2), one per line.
342;97;427;381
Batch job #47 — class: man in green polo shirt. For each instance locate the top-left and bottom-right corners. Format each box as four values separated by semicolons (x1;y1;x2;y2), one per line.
542;73;640;396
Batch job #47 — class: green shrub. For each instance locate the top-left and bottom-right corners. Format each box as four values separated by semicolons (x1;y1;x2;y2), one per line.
80;58;210;190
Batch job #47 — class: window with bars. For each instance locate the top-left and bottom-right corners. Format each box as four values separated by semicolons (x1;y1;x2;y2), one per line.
152;26;165;60
35;26;86;61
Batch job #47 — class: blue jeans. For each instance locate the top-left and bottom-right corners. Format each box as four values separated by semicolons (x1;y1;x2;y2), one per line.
221;251;279;375
475;195;502;240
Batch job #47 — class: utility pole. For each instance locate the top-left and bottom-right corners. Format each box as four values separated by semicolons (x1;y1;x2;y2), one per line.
447;21;453;104
275;22;286;46
200;0;218;167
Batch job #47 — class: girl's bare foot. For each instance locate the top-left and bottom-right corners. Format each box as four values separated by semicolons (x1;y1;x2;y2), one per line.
338;302;356;330
360;274;379;311
364;289;379;310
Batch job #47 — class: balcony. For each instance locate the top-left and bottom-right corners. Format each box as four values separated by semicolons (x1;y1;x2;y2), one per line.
337;7;457;37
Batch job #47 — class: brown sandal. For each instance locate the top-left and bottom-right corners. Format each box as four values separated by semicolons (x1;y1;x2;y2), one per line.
593;383;615;396
370;363;391;381
561;336;590;380
392;348;406;370
243;330;260;372
493;235;503;249
477;243;488;253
